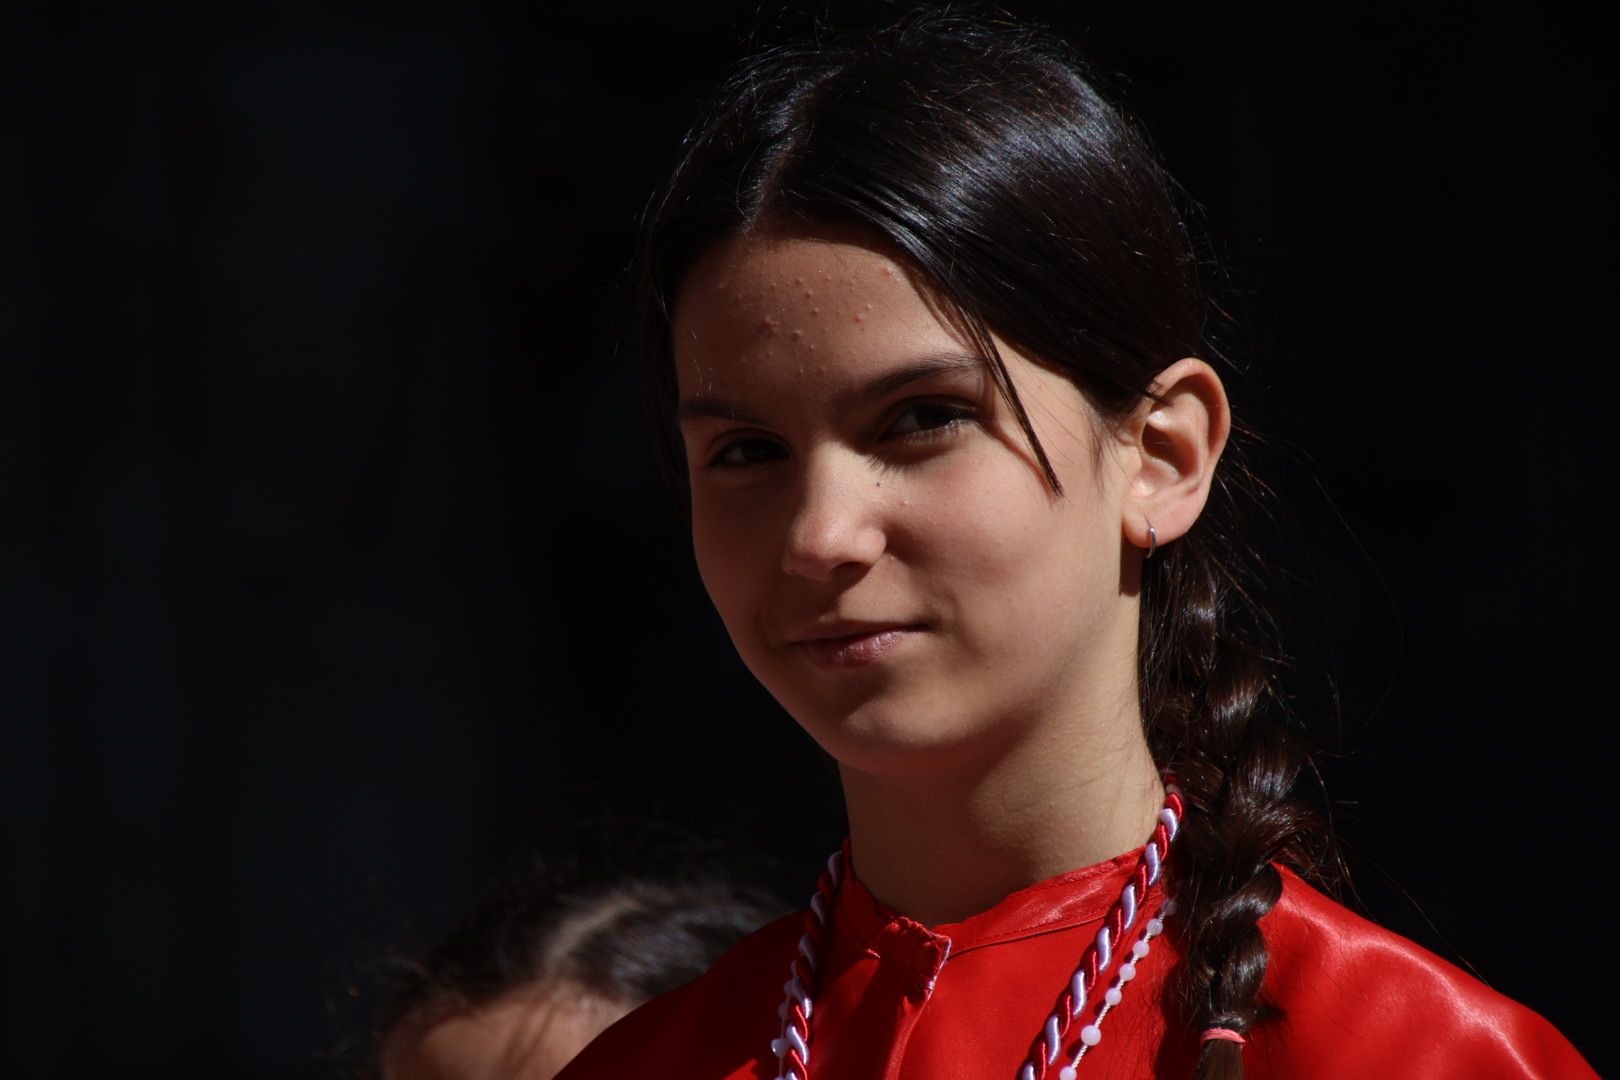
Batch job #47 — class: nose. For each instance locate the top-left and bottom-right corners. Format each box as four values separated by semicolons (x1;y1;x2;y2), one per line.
781;453;888;581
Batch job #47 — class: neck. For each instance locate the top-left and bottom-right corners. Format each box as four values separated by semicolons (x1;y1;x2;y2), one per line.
839;708;1164;927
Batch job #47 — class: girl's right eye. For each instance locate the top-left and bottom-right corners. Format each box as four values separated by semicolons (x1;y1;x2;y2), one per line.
706;436;787;470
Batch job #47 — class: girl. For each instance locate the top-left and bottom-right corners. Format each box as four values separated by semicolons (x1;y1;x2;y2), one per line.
557;11;1595;1079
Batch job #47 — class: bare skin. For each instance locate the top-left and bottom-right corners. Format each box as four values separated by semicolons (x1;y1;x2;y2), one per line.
673;226;1229;926
381;981;630;1080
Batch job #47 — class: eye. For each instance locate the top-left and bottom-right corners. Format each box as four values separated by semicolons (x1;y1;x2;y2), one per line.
885;400;976;440
706;435;787;470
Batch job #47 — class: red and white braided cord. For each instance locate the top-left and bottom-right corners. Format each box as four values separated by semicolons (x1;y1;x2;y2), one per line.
770;785;1184;1080
771;851;843;1080
1021;787;1183;1080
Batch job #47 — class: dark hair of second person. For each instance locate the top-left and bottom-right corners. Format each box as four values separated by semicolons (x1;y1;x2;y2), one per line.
372;872;784;1080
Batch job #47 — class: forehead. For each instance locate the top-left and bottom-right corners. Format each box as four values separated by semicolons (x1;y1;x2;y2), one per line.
671;228;971;399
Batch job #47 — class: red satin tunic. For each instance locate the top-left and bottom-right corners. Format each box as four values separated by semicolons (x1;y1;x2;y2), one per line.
557;843;1596;1079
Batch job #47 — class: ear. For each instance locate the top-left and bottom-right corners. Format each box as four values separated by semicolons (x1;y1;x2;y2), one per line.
1116;358;1231;552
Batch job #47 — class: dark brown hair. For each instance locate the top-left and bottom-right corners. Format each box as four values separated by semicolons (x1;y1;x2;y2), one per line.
369;871;783;1076
637;9;1337;1078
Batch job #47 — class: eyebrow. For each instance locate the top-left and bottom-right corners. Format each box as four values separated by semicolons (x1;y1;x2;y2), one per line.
676;352;987;425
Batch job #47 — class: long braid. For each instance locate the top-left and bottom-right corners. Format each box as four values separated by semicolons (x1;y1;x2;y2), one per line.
1141;445;1333;1078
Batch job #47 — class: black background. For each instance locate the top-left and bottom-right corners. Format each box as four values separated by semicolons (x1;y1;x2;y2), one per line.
5;4;1615;1077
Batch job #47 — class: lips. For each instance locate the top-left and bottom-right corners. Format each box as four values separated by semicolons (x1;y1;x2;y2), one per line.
789;621;925;667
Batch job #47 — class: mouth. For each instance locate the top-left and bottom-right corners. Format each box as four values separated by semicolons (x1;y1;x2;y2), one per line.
790;623;925;668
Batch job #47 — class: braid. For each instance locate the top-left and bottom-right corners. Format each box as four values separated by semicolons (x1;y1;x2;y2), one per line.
1142;442;1335;1078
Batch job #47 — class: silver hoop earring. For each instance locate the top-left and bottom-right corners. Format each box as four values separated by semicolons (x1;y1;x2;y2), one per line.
1145;522;1157;560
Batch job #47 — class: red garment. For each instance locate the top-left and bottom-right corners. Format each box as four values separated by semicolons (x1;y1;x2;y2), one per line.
557;843;1595;1079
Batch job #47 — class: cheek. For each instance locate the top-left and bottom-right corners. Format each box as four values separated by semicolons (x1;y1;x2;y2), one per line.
916;461;1112;623
690;499;767;625
911;460;1053;574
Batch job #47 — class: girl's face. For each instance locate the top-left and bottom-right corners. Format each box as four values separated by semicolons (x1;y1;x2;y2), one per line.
672;228;1142;776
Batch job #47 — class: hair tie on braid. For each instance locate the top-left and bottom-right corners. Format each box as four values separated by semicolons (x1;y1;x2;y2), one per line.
1200;1028;1247;1046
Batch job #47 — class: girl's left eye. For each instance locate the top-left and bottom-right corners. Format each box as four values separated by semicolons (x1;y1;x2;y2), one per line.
886;401;976;440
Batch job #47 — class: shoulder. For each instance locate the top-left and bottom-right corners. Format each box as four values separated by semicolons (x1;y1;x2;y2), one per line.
554;910;805;1080
1244;865;1596;1079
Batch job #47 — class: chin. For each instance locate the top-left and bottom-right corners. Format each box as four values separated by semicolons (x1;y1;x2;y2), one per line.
787;691;991;778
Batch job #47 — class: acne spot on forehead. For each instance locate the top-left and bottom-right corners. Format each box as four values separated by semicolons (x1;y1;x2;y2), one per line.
676;229;985;405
